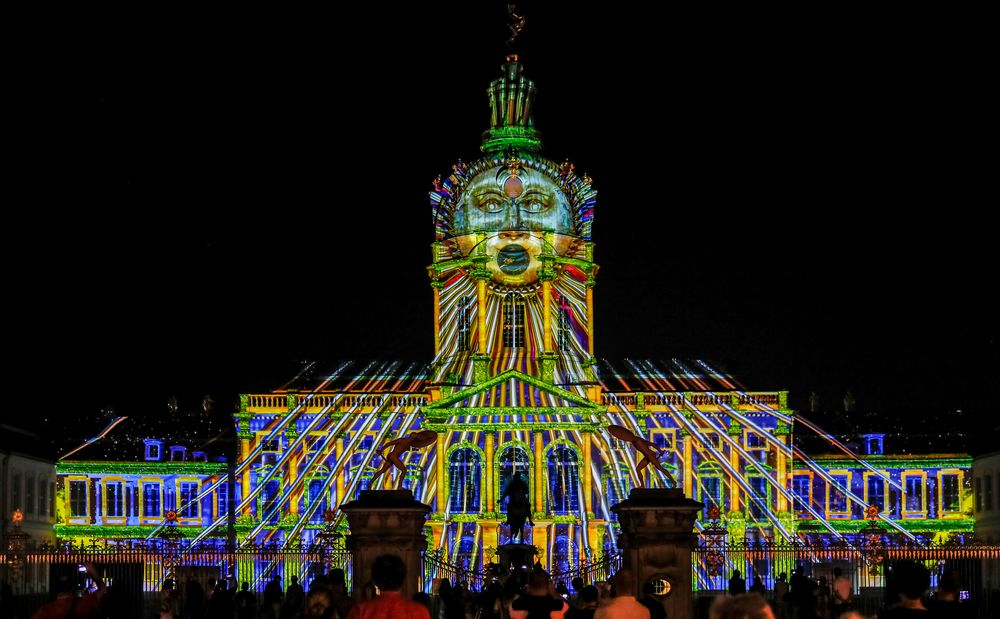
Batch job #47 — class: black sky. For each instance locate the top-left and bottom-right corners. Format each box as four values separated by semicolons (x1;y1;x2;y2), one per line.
9;6;995;444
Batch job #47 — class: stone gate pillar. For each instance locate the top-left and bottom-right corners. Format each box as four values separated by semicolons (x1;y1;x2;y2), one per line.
340;490;431;599
611;488;702;619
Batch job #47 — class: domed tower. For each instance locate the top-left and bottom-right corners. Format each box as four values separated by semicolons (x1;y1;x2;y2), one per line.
428;53;598;388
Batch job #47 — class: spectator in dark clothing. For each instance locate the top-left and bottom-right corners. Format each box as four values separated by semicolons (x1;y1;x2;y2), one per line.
639;581;667;619
882;560;931;618
749;575;766;595
185;579;206;619
282;575;305;618
234;581;257;619
567;585;599;619
207;580;235;618
327;568;353;619
511;570;566;619
264;574;284;619
928;569;973;619
727;570;746;595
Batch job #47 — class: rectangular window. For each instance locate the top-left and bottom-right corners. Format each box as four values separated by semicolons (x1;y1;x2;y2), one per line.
38;480;47;518
11;473;22;512
49;482;56;517
792;475;811;517
866;475;886;513
748;477;769;520
986;475;994;511
457;295;472;352
179;482;200;519
69;480;88;517
976;477;983;512
502;294;525;348
940;473;961;514
557;306;572;352
25;475;35;515
142;483;162;518
701;477;723;517
652;431;673;450
827;474;849;515
745;433;766;450
904;475;925;515
105;481;124;518
217;487;228;519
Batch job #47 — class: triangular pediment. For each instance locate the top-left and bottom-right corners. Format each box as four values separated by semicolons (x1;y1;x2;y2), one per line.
427;369;599;411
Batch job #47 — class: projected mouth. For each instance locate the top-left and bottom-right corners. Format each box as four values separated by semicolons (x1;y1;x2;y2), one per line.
497;245;529;275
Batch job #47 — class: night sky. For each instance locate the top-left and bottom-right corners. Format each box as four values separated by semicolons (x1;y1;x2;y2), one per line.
10;6;994;449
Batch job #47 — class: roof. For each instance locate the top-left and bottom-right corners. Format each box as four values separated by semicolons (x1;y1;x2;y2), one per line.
58;413;231;462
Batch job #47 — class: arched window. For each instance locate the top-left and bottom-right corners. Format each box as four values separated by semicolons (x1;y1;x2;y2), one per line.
307;479;327;524
260;480;281;525
457;295;472;352
557;304;572;352
547;444;580;515
448;448;482;513
498;446;531;508
502;293;525;348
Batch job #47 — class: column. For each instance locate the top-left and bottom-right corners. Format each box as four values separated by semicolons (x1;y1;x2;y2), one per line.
533;431;545;514
240;437;252;516
542;280;553;352
586;286;595;356
436;433;447;514
335;438;345;505
433;284;442;355
582;432;593;515
477;278;488;353
532;524;549;569
776;434;789;512
682;431;693;498
288;445;301;515
587;521;602;561
485;433;496;513
728;442;740;513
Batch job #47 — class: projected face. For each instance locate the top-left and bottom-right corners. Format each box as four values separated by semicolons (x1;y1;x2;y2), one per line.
452;166;576;286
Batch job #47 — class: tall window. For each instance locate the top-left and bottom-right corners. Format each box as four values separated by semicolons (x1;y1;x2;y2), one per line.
827;474;849;515
976;477;983;512
308;479;327;524
502;293;525;348
49;481;56;517
261;480;280;524
38;480;47;518
105;480;124;518
701;476;723;517
940;473;961;513
557;305;572;352
547;445;580;515
904;475;924;515
457;295;472;352
217;487;229;520
499;446;531;509
748;476;769;520
11;474;22;512
986;475;994;511
69;480;88;517
449;448;482;513
179;482;200;519
792;475;811;517
143;483;162;517
25;475;35;515
866;476;886;513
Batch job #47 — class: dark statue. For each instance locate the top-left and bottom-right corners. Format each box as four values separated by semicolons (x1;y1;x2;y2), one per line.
500;472;533;542
370;430;437;489
607;424;677;487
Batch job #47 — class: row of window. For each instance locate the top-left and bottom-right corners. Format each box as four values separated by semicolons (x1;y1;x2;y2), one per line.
9;474;55;519
788;470;963;519
447;445;580;514
66;478;217;522
455;294;576;352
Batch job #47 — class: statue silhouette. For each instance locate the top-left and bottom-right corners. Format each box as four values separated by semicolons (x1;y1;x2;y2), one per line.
500;472;534;543
607;425;677;487
370;430;437;489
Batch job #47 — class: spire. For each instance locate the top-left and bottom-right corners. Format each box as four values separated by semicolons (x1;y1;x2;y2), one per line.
481;6;541;154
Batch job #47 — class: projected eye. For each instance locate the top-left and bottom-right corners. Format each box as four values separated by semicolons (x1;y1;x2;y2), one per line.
475;192;506;213
521;192;550;213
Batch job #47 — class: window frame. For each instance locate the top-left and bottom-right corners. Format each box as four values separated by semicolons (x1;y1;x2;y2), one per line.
139;478;163;523
902;471;928;519
103;477;127;524
937;469;964;518
863;471;889;514
176;478;202;523
825;470;851;518
67;476;90;523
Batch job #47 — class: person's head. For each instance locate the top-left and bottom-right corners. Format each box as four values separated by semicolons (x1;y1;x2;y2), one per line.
303;589;334;619
329;568;346;589
732;569;741;578
291;575;298;585
371;554;406;592
161;578;174;592
753;576;763;585
709;593;775;619
527;569;550;594
580;585;599;607
272;574;280;581
611;568;637;597
937;569;961;600
833;567;843;578
891;560;930;602
571;576;584;592
241;581;249;592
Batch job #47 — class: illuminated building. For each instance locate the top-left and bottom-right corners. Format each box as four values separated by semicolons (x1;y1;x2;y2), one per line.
54;53;974;582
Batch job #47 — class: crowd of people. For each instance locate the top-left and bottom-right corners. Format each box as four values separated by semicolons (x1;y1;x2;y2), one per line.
16;557;981;619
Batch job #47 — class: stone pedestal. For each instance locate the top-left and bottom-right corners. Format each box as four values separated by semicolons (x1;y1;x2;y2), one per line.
611;488;702;619
340;490;431;599
497;543;538;574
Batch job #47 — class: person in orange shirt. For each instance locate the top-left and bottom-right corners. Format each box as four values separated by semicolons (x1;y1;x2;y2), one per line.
30;563;106;619
347;554;430;619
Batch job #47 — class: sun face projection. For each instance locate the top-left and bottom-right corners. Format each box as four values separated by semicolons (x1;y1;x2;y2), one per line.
438;158;591;289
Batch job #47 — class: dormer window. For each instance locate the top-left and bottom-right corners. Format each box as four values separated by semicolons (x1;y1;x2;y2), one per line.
169;446;187;461
861;434;884;455
144;439;164;461
192;451;208;462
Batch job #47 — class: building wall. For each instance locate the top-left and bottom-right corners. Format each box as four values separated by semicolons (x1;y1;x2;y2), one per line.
973;450;1000;543
1;450;56;547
